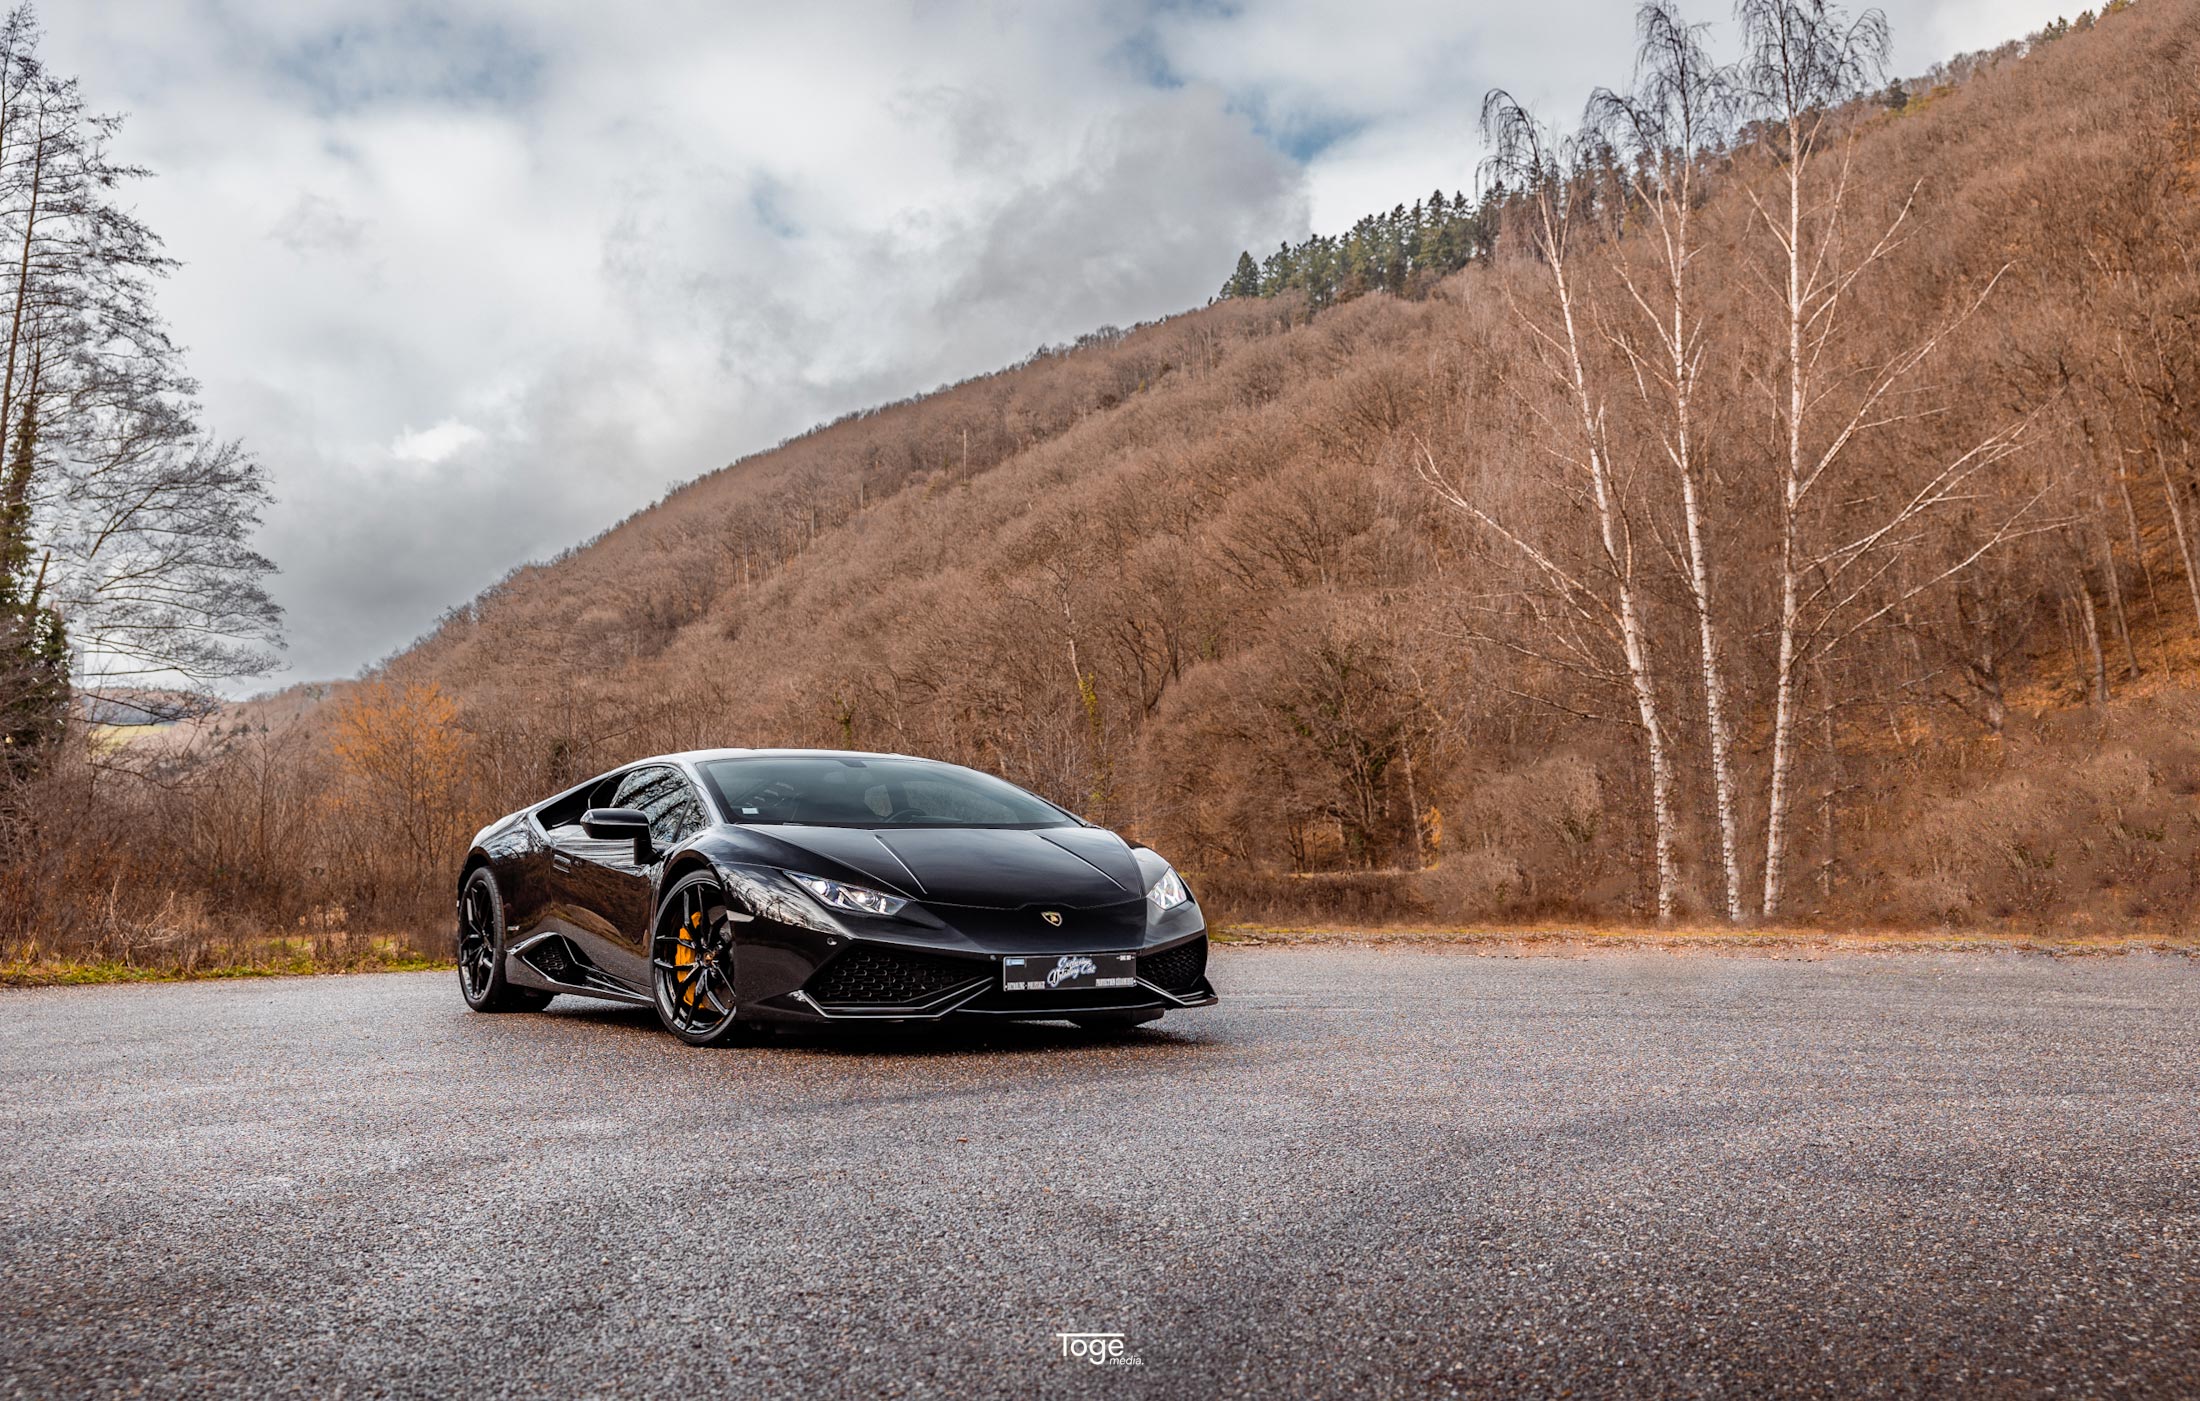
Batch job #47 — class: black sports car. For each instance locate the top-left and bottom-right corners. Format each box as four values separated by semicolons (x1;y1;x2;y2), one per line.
455;749;1215;1044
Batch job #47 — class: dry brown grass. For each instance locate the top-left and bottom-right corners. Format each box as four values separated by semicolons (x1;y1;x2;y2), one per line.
1;936;447;988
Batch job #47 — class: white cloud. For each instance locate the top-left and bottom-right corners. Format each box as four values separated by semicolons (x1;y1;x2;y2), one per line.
389;421;487;465
36;0;2075;686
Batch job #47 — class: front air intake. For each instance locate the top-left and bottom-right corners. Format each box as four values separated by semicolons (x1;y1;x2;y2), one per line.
1139;937;1207;993
806;947;982;1006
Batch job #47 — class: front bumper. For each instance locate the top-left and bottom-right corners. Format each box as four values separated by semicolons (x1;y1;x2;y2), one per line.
759;930;1216;1023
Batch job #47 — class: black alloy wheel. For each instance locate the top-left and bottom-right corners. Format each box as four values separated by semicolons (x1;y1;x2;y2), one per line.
651;870;745;1046
458;868;553;1013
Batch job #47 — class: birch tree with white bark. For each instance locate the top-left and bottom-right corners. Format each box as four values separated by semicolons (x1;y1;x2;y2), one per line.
1589;2;1747;920
1736;0;2036;916
1421;92;1684;920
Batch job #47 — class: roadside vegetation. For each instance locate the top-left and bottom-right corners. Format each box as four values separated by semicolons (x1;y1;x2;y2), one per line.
1216;922;2200;957
1;939;442;988
7;1;2200;982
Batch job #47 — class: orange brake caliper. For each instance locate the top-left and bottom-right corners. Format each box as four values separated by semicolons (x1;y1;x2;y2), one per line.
678;910;703;1005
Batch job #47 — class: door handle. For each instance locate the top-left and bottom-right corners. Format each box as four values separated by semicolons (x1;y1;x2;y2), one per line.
551;851;574;873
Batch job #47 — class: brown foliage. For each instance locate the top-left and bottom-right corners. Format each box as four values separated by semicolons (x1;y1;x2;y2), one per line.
9;1;2200;964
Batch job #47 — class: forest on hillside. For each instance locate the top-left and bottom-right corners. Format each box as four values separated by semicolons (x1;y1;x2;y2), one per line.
3;0;2197;971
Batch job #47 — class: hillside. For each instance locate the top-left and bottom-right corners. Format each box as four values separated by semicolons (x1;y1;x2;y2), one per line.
12;0;2200;964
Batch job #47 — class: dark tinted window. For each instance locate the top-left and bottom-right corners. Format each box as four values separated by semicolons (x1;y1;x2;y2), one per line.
613;766;708;846
698;756;1070;828
536;774;611;830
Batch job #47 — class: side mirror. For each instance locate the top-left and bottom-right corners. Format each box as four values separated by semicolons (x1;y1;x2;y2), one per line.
581;807;655;864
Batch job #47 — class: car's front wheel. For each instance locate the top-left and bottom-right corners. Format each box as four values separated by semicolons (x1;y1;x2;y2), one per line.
458;868;554;1013
651;870;745;1047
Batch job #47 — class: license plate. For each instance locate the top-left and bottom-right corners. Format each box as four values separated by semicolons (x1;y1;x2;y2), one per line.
1001;952;1137;992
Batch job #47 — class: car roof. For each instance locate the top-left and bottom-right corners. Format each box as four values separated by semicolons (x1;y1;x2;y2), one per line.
642;747;981;769
657;747;923;767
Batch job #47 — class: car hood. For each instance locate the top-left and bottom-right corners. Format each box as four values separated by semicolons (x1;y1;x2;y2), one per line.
749;824;1144;909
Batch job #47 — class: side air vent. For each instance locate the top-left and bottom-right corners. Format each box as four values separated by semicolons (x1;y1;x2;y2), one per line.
516;936;617;993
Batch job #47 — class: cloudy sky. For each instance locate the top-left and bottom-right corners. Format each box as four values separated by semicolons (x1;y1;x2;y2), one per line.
44;0;2070;687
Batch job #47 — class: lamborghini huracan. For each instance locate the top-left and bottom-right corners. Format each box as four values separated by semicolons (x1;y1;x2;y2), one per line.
454;749;1215;1044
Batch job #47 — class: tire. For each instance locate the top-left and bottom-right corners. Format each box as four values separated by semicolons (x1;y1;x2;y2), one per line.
458;867;554;1013
1069;1010;1163;1033
650;870;746;1047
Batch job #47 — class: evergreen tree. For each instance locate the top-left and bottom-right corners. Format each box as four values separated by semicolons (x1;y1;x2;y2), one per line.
1220;250;1262;299
1216;183;1500;311
0;405;66;772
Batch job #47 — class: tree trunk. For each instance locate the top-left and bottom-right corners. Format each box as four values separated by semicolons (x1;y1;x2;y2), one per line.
2115;464;2171;674
2091;491;2138;679
1680;462;1743;922
1615;564;1681;921
1552;239;1679;922
1661;164;1742;922
1402;749;1424;871
1762;141;1807;920
2073;567;2109;707
0;112;45;507
1967;591;2008;736
1818;696;1839;903
2155;445;2200;643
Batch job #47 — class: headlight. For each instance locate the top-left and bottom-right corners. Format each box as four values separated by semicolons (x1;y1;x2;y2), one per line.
1146;866;1189;914
789;872;908;918
722;868;835;934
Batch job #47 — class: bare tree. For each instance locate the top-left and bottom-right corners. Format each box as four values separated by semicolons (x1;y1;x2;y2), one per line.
1737;0;1889;916
1591;2;1746;919
1422;91;1683;920
45;366;280;698
0;6;279;755
1735;0;2037;915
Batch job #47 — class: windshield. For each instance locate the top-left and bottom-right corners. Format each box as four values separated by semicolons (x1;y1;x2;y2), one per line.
697;756;1074;828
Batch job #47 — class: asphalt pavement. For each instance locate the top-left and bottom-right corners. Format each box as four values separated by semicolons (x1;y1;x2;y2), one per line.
2;948;2196;1399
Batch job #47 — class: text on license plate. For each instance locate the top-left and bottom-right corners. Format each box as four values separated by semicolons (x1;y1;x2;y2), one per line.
1001;953;1138;992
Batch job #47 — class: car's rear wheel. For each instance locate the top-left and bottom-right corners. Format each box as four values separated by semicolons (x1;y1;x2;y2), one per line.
651;870;744;1047
458;868;554;1013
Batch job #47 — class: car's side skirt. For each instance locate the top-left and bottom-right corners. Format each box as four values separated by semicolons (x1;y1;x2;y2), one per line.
503;930;653;1005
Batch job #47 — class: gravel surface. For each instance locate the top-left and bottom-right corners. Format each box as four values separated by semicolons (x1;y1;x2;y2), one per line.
2;949;2196;1399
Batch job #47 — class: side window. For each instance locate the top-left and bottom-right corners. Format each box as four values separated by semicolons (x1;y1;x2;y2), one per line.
615;766;707;848
656;782;707;847
610;767;663;811
537;771;619;831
